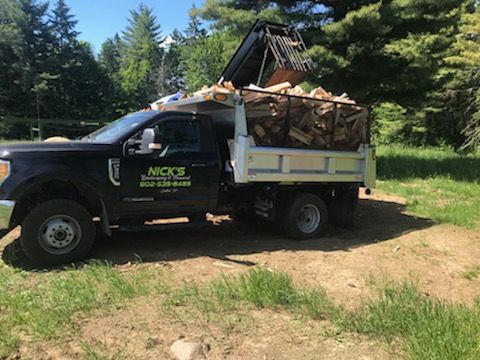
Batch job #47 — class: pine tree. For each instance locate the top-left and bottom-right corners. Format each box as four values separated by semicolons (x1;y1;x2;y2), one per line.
45;0;106;119
99;34;122;79
99;34;126;118
0;0;25;116
440;3;480;150
120;3;163;110
17;0;55;119
49;0;78;48
185;4;207;40
160;29;186;94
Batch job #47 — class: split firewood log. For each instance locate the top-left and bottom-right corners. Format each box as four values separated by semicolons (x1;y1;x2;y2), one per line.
263;81;292;93
289;126;313;145
186;80;370;151
309;87;332;100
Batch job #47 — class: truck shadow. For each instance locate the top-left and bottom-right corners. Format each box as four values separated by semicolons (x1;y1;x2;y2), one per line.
2;198;434;271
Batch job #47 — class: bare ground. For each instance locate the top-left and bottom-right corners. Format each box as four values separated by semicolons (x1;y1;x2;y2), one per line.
2;191;480;359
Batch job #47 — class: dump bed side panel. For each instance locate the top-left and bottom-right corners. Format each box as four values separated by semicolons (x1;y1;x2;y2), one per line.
229;135;376;188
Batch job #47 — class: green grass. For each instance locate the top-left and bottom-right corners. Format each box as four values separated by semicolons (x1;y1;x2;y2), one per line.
462;266;480;281
344;282;480;360
80;341;113;360
80;340;126;360
164;268;480;360
377;145;480;181
377;145;480;228
0;261;165;357
1;264;480;360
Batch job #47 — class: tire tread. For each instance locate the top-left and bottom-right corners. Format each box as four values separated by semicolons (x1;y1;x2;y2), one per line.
21;199;96;266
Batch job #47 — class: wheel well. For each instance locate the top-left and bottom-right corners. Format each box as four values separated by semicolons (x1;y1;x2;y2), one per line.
12;180;102;226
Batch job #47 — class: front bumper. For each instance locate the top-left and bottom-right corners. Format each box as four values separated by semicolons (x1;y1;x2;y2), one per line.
0;200;15;230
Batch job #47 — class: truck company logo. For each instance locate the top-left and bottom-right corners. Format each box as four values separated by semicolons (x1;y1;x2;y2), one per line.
147;166;186;177
139;166;191;188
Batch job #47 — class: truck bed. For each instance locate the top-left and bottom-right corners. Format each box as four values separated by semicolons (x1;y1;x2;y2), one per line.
163;92;376;189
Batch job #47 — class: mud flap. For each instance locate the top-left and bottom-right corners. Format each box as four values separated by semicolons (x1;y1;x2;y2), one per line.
99;199;112;237
328;185;359;230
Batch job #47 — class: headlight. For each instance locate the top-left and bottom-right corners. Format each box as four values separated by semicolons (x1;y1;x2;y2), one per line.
0;160;11;185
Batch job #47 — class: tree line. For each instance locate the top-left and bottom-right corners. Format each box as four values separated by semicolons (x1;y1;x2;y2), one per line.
0;0;479;150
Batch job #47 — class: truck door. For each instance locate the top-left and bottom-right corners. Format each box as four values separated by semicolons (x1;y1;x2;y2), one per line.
120;114;219;216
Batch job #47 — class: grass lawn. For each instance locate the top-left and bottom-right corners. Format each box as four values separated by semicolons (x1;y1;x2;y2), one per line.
1;263;479;359
377;145;480;228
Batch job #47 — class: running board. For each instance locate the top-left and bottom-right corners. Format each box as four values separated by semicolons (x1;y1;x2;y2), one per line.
119;220;209;232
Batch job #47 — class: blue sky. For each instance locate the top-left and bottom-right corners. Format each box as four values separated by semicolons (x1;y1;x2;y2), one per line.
67;0;205;53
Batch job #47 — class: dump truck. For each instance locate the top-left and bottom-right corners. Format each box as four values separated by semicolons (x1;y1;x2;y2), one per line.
0;21;376;266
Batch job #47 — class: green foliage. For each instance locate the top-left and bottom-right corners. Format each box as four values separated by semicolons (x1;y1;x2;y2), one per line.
0;0;110;138
441;4;480;151
119;4;164;110
181;30;239;91
98;34;122;79
372;103;428;146
98;34;126;118
49;0;78;47
196;0;284;33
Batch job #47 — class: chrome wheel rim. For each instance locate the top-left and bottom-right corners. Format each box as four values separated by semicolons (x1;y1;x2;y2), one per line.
297;204;321;234
38;215;82;255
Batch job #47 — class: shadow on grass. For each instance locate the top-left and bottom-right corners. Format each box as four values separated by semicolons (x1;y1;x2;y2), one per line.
2;198;434;271
377;154;480;181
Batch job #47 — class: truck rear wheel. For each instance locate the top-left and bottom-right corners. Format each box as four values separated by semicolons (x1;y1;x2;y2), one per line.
21;200;96;266
280;193;328;240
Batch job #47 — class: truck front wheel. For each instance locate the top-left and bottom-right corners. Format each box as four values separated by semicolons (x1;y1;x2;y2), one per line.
280;193;328;240
21;200;96;266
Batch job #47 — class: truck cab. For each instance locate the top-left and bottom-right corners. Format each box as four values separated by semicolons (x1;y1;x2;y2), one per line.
0;110;229;266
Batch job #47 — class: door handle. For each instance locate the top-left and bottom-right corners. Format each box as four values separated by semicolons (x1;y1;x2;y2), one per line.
191;162;206;167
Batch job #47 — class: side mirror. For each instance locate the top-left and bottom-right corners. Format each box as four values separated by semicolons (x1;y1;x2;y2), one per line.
135;128;161;155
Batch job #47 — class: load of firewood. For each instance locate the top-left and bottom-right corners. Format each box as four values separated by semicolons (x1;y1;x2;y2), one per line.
192;81;369;151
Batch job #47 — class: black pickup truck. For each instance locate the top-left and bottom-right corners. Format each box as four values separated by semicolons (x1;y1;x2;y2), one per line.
0;105;374;266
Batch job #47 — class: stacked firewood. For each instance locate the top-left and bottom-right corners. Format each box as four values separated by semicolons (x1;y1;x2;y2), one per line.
192;81;369;151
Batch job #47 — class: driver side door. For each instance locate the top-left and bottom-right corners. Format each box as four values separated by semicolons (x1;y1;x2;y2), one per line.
119;114;216;217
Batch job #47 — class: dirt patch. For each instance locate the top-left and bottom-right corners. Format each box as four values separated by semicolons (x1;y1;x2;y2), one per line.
72;192;480;305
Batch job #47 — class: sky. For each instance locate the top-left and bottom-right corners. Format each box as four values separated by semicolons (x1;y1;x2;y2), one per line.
66;0;205;53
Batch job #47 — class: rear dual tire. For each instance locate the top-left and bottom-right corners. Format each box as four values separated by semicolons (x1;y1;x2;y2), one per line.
280;193;328;240
21;200;96;267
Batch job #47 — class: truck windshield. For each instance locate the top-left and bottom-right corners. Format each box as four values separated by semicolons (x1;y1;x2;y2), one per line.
84;111;159;143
